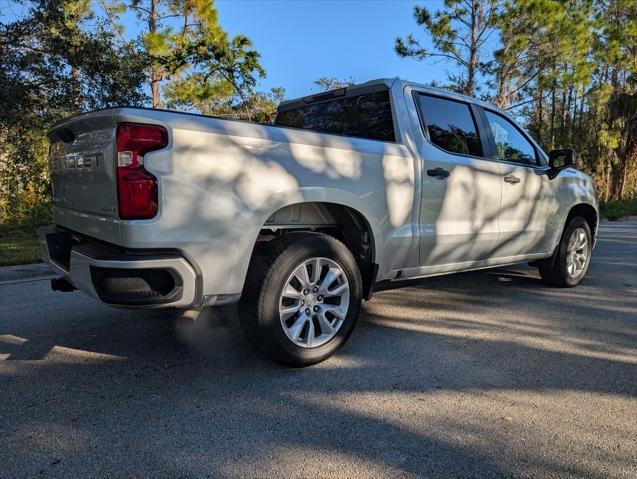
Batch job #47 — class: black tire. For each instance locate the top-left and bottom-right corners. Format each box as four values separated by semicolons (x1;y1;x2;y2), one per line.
539;216;592;287
239;232;362;367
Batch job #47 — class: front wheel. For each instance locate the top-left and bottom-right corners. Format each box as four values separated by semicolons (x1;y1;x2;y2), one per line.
539;216;592;287
240;233;362;367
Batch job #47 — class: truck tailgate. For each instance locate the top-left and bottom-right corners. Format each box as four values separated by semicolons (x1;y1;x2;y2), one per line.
48;110;120;242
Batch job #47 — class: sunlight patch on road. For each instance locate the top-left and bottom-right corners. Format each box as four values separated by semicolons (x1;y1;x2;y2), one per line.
11;422;94;453
371;314;637;365
217;444;417;479
44;345;127;363
0;334;29;345
313;354;377;370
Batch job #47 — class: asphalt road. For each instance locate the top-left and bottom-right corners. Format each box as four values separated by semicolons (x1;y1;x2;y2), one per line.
1;220;636;479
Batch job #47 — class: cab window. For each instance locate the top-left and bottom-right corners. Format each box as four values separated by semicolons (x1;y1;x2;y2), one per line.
275;90;395;142
484;110;538;166
415;93;483;157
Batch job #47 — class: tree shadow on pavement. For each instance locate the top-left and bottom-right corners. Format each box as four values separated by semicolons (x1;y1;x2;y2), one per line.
1;222;635;478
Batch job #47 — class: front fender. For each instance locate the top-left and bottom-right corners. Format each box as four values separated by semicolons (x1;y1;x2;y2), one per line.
550;168;599;251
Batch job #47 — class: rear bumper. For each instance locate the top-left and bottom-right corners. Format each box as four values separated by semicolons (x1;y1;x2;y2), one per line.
40;227;198;308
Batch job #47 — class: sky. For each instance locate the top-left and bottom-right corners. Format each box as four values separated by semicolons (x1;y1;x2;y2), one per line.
0;0;459;101
213;0;447;98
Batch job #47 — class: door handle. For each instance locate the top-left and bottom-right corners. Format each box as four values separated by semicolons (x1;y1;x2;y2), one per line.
427;167;450;179
504;175;521;184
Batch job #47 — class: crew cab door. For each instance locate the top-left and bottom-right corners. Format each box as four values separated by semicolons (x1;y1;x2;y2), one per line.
479;108;558;257
407;91;502;268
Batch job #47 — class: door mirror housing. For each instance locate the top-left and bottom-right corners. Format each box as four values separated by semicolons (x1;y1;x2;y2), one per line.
549;149;577;169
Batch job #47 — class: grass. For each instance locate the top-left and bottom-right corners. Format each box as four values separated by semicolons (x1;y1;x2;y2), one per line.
0;229;42;266
599;197;637;221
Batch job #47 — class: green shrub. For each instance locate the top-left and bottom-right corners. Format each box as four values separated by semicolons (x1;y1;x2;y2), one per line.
600;198;637;221
0;193;52;235
0;192;51;265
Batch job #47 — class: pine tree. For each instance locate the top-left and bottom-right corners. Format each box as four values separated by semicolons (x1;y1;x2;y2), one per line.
106;0;265;110
395;0;499;96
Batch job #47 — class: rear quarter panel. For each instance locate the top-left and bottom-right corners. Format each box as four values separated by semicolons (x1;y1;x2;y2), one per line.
112;108;419;298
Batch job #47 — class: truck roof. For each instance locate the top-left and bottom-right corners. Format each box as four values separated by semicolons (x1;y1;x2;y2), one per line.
279;77;508;117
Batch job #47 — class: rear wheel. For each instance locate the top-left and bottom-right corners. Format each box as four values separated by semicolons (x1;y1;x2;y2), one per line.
539;216;592;287
240;233;362;367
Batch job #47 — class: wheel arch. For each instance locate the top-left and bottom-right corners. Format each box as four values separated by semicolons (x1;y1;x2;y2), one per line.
542;202;598;272
566;202;598;241
256;201;379;300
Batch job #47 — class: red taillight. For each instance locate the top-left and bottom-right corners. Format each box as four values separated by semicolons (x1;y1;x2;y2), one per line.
116;123;167;219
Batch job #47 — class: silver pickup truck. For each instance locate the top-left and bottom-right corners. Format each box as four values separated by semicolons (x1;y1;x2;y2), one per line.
42;78;598;366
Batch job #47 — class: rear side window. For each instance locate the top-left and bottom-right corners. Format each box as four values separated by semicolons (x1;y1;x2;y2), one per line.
415;94;482;157
484;110;538;166
275;90;395;142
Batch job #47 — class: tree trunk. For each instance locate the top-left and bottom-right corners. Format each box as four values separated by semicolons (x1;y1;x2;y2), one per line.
604;158;612;202
149;0;161;108
150;71;161;108
549;65;557;150
549;88;556;150
465;0;479;97
71;66;82;110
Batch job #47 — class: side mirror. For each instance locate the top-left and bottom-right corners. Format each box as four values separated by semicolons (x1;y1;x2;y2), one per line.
549;149;577;169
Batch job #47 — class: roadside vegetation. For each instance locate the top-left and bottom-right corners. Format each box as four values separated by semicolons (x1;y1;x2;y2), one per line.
0;199;50;266
396;0;637;202
1;0;636;265
600;198;637;220
0;230;41;266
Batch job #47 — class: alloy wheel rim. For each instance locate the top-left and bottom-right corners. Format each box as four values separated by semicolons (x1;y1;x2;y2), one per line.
279;257;350;348
565;227;588;277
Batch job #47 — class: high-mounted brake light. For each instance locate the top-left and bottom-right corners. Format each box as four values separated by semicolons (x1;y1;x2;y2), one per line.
116;123;168;220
